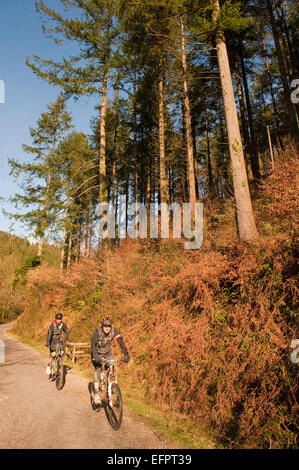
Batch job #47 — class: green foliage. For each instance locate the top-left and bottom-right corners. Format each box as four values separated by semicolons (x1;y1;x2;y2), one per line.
12;256;41;290
0;231;60;321
27;0;122;97
217;1;252;32
189;0;251;37
6;95;73;242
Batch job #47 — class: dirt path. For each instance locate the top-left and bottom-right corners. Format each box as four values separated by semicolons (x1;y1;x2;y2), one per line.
0;323;175;449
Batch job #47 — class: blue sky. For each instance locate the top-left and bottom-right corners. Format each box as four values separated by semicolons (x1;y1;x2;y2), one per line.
0;0;99;238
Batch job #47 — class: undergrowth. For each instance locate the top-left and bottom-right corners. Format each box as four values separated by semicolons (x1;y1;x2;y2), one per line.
11;142;298;448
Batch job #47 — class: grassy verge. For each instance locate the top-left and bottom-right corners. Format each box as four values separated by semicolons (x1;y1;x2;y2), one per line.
122;388;216;449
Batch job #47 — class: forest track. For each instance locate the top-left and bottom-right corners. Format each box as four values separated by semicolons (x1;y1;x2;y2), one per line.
0;322;175;449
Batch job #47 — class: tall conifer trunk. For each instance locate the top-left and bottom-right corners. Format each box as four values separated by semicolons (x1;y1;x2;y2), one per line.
133;69;139;230
67;232;72;270
111;161;116;207
238;39;261;181
261;37;280;133
235;59;252;178
99;70;108;204
212;0;258;242
158;59;168;204
75;228;81;263
180;16;196;212
38;168;52;257
60;205;68;273
206;116;213;197
266;0;299;134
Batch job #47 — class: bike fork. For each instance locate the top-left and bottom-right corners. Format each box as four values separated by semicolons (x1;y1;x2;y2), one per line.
108;382;113;407
108;379;118;408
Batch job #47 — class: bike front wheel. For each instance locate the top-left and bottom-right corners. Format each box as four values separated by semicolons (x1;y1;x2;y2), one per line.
56;356;64;390
106;383;123;430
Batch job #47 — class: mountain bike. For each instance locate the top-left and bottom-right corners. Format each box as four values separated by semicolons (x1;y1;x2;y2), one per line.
89;358;124;430
49;342;65;390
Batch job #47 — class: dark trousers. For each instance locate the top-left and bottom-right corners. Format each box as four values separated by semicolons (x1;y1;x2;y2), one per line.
91;352;113;386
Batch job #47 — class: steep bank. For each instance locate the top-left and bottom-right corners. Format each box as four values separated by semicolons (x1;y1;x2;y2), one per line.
0;231;59;322
11;151;298;448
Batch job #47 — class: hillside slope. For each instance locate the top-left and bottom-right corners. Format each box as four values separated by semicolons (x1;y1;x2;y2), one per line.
0;232;60;321
11;149;298;448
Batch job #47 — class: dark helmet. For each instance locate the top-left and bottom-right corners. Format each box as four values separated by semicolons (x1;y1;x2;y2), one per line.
101;315;112;327
55;313;63;320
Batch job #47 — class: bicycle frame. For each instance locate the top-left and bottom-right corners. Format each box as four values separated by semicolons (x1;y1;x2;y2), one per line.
55;342;64;358
91;357;124;429
97;358;122;408
51;343;64;374
107;363;117;407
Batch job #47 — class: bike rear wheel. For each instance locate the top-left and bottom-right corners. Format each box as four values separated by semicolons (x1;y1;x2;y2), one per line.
106;383;123;430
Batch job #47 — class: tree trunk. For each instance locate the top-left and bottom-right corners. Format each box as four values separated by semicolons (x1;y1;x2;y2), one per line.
75;228;81;263
238;39;261;181
99;70;108;204
67;232;72;270
276;4;296;80
38;169;52;257
267;125;275;171
234;58;253;179
146;153;152;224
158;59;168;204
218;108;232;198
88;207;93;256
277;5;299;124
212;0;258;242
266;0;298;134
180;16;197;212
84;219;89;257
111;160;116;207
60;206;68;273
206;116;213;197
180;101;188;204
37;238;43;257
133;69;139;231
262;37;280;133
191;118;200;199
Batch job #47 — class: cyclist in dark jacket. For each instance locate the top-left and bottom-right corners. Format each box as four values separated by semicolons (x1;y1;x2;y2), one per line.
45;313;69;378
91;315;129;404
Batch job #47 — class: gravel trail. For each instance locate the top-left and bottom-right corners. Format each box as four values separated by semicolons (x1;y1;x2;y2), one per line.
0;323;174;449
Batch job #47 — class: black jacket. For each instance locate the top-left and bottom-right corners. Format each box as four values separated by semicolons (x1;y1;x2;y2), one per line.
46;321;69;349
91;327;129;361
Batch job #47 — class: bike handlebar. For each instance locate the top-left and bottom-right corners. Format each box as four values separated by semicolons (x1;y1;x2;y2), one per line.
97;357;125;364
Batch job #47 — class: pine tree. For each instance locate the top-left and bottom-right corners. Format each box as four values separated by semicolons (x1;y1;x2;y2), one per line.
265;0;299;136
211;0;258;241
6;95;73;255
55;130;95;270
27;0;122;204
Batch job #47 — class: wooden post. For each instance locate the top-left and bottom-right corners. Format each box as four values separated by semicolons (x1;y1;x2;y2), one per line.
65;342;90;363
